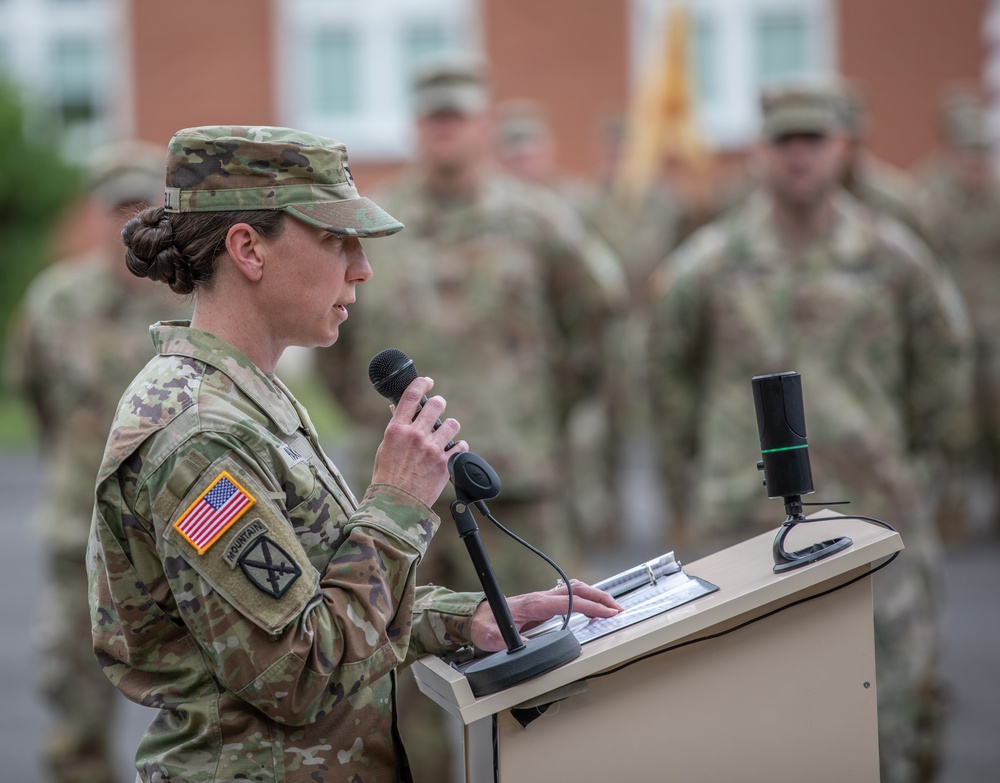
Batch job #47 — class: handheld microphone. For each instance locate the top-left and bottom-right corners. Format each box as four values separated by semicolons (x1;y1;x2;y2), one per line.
368;348;455;450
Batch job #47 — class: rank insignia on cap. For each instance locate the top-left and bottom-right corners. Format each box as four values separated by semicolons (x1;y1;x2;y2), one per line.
174;471;256;555
238;536;302;598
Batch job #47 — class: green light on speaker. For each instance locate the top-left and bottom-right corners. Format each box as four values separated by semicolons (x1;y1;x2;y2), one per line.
760;444;809;454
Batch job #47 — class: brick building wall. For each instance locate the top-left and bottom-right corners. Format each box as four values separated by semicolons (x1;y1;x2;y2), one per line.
838;0;988;169
129;0;277;148
124;0;989;181
483;0;628;179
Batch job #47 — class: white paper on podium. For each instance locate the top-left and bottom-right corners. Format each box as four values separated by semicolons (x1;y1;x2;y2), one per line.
523;553;719;645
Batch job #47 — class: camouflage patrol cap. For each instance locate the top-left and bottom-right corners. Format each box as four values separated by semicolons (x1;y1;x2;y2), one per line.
760;83;842;141
164;126;403;237
88;140;165;207
835;81;867;139
412;53;489;117
496;99;551;148
940;90;992;149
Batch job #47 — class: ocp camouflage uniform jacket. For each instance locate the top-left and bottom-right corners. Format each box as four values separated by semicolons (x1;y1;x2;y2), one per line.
88;322;483;783
917;161;1000;439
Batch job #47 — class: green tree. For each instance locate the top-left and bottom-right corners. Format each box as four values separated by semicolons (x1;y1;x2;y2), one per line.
0;80;83;445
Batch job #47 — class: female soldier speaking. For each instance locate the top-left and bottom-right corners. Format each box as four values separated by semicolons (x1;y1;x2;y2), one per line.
87;126;619;783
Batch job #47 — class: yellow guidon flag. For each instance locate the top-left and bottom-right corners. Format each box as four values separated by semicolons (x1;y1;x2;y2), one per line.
173;470;256;555
615;3;711;204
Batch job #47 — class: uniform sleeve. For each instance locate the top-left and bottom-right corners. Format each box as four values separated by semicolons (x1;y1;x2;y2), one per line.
146;439;447;727
532;188;628;416
3;301;55;441
887;223;974;453
646;230;720;523
405;586;484;665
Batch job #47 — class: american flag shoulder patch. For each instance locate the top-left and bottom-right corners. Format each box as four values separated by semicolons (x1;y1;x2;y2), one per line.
173;470;256;555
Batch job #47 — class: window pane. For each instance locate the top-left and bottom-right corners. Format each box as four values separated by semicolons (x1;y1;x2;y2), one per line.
692;15;718;103
402;23;456;102
280;0;480;158
404;23;453;68
51;37;101;124
313;28;359;116
756;11;810;84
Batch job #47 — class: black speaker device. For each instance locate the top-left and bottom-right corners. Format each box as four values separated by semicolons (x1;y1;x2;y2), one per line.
751;371;852;573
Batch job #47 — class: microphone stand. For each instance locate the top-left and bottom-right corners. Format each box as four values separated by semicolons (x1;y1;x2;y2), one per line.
771;493;852;574
751;372;852;574
448;452;581;697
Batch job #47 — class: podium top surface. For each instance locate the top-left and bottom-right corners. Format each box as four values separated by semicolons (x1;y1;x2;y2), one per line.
411;510;903;724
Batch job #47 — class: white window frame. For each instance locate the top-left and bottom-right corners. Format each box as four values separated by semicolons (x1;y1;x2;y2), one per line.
0;0;129;159
630;0;838;149
276;0;481;162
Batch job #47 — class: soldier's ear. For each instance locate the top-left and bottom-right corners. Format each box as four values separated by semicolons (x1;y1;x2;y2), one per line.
225;223;265;282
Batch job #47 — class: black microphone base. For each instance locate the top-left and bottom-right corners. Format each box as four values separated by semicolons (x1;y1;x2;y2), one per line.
772;521;853;574
465;629;581;697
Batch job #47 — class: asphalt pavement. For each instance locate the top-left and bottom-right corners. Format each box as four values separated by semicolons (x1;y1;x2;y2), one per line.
1;448;996;782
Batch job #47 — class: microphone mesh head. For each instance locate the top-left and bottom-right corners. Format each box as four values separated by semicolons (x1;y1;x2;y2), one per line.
368;348;417;402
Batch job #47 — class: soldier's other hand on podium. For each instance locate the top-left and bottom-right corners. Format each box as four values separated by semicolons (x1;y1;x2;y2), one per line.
470;580;623;652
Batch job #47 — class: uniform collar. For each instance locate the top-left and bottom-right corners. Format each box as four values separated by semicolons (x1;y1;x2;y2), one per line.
743;187;875;262
150;321;301;435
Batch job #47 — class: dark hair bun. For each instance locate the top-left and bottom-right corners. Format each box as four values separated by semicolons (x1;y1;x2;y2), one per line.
122;207;193;295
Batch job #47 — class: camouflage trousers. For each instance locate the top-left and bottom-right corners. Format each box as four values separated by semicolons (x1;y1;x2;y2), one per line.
36;546;117;783
564;394;622;551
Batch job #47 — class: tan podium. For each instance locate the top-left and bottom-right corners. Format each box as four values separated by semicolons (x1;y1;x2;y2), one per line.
411;511;902;783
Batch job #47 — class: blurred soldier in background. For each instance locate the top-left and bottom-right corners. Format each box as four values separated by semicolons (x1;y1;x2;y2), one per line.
836;80;926;237
4;142;187;783
494;99;652;548
569;114;691;528
314;54;626;783
915;88;1000;543
493;98;693;277
834;80;967;547
648;83;972;783
574;113;687;297
494;98;563;190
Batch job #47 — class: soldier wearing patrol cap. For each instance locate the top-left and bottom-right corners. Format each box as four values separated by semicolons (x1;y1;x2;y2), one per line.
648;82;972;783
915;87;1000;544
4;139;188;783
834;80;926;238
494;98;562;186
85;125;620;783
